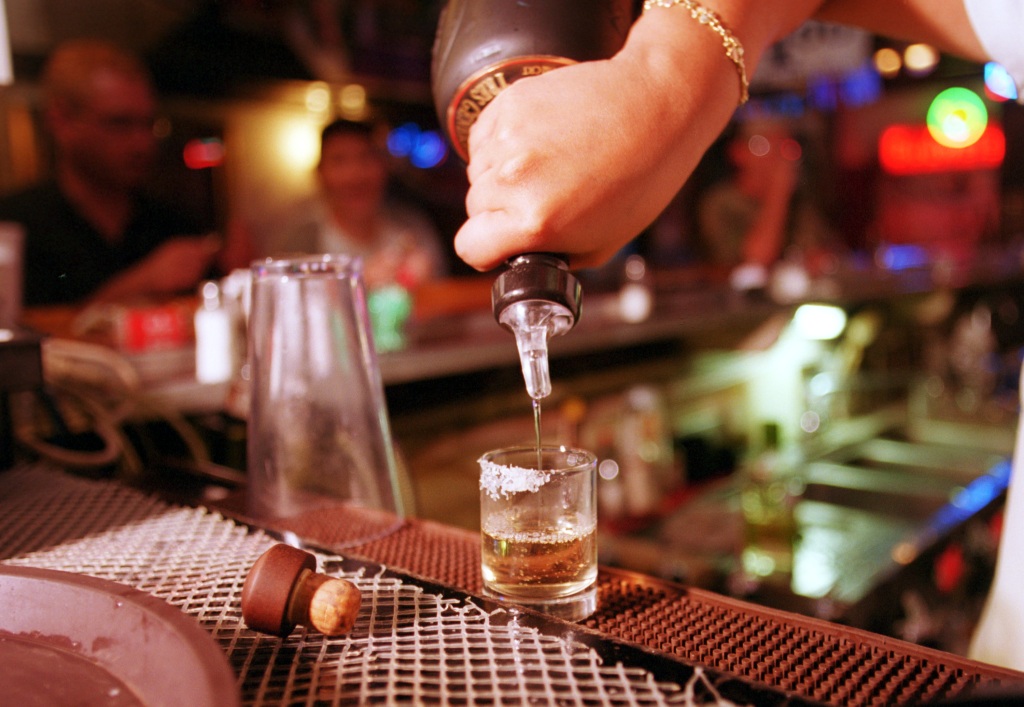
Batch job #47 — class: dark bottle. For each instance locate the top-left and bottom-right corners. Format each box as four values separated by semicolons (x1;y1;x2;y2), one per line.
431;0;635;162
431;0;634;400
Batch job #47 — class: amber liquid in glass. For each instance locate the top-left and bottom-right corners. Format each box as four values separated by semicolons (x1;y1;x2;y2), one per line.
481;519;597;598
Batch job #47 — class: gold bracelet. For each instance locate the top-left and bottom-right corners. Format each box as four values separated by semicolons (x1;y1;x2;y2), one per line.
642;0;750;106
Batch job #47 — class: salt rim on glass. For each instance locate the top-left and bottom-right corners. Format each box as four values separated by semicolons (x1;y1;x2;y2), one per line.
479;460;549;500
479;448;590;500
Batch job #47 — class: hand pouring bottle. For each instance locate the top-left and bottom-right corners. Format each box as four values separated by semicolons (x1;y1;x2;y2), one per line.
431;0;633;401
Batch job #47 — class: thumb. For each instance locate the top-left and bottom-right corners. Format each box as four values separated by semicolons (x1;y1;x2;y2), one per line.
454;210;526;272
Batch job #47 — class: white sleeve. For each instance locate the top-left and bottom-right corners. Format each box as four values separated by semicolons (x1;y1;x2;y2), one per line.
964;0;1024;97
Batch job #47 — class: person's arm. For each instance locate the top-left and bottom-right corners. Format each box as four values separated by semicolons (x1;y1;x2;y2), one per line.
741;154;799;267
816;1;1024;95
88;234;221;304
815;0;987;62
453;0;1017;273
453;0;823;272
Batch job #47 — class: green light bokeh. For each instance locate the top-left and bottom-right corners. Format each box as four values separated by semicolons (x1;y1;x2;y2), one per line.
927;87;987;148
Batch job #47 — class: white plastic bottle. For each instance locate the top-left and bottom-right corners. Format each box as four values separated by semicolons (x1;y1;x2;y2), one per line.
194;280;235;384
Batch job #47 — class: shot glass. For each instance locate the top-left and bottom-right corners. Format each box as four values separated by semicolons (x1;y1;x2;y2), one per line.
479;445;598;621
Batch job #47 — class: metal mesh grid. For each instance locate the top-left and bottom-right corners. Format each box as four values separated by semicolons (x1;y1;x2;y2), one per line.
247;485;1024;706
1;465;768;706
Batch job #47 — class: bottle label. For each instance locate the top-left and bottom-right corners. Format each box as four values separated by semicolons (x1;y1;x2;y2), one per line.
447;55;575;161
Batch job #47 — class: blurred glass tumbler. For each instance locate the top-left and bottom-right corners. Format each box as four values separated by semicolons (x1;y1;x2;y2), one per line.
247;255;404;529
479;446;598;621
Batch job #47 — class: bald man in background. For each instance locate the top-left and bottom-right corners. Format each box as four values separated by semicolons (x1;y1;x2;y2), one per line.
0;39;236;306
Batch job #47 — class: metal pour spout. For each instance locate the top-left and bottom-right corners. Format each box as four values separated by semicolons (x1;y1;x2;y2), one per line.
492;254;582;400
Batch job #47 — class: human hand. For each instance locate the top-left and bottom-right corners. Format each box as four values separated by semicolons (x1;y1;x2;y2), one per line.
452;2;820;272
455;52;699;271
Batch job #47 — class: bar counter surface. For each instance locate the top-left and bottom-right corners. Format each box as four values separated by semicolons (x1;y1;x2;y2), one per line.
10;259;1024;703
3;462;1023;706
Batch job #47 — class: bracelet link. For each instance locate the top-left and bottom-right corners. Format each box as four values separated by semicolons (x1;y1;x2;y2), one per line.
642;0;750;106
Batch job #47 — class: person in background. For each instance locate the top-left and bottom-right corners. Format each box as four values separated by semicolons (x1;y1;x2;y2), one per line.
0;39;245;307
453;0;1023;273
267;118;446;289
697;120;837;279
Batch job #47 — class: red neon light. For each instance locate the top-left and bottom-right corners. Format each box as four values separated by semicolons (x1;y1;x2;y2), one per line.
183;138;225;170
879;124;1004;175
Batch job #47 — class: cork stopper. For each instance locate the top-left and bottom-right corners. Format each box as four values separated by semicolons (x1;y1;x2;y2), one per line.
241;544;361;637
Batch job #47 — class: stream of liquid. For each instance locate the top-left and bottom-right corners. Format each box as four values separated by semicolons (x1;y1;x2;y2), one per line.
533;398;543;470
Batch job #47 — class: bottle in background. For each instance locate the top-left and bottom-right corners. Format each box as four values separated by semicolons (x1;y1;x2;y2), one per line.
739;422;804;581
0;222;24;329
194;280;236;385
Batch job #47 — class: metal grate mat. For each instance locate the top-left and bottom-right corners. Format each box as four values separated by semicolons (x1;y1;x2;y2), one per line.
247;479;1024;706
1;464;811;705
